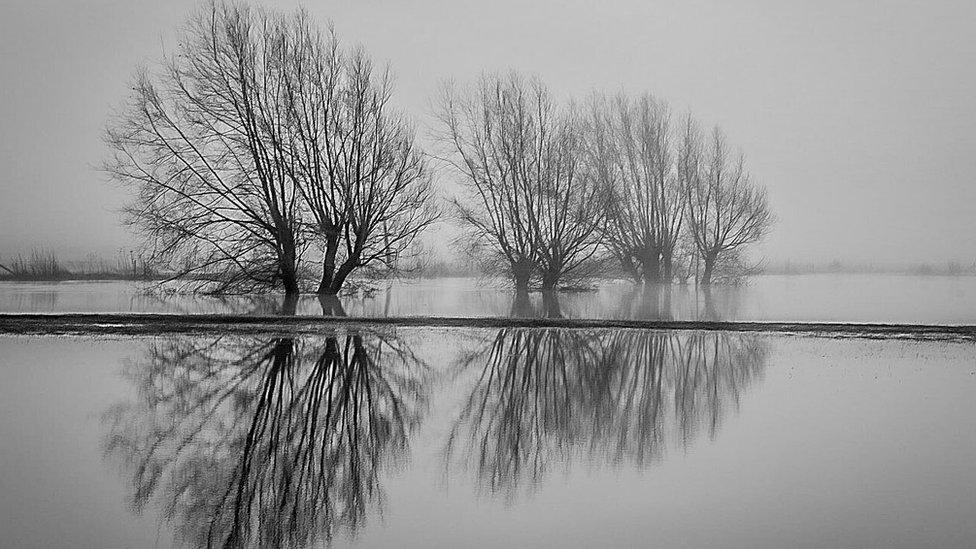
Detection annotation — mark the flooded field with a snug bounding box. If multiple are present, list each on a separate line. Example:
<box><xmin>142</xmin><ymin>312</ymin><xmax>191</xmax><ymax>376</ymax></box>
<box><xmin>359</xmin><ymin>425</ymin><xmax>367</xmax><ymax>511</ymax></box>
<box><xmin>2</xmin><ymin>274</ymin><xmax>976</xmax><ymax>323</ymax></box>
<box><xmin>2</xmin><ymin>274</ymin><xmax>975</xmax><ymax>547</ymax></box>
<box><xmin>1</xmin><ymin>329</ymin><xmax>975</xmax><ymax>548</ymax></box>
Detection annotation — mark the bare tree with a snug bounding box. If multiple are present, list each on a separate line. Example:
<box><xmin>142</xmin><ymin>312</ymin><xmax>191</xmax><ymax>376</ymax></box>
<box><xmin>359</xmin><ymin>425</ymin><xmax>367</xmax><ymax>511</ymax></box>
<box><xmin>281</xmin><ymin>22</ymin><xmax>438</xmax><ymax>296</ymax></box>
<box><xmin>436</xmin><ymin>73</ymin><xmax>606</xmax><ymax>298</ymax></box>
<box><xmin>588</xmin><ymin>93</ymin><xmax>685</xmax><ymax>283</ymax></box>
<box><xmin>534</xmin><ymin>103</ymin><xmax>608</xmax><ymax>293</ymax></box>
<box><xmin>681</xmin><ymin>124</ymin><xmax>774</xmax><ymax>284</ymax></box>
<box><xmin>106</xmin><ymin>1</ymin><xmax>437</xmax><ymax>296</ymax></box>
<box><xmin>105</xmin><ymin>2</ymin><xmax>305</xmax><ymax>294</ymax></box>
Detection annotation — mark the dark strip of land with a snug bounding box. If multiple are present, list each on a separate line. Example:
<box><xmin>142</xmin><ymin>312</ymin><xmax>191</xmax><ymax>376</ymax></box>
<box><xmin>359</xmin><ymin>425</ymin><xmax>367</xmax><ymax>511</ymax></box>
<box><xmin>0</xmin><ymin>313</ymin><xmax>974</xmax><ymax>341</ymax></box>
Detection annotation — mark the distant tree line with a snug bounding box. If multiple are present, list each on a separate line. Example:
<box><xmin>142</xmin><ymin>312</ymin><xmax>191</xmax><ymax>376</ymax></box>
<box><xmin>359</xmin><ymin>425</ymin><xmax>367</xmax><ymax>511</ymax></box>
<box><xmin>105</xmin><ymin>1</ymin><xmax>772</xmax><ymax>296</ymax></box>
<box><xmin>765</xmin><ymin>259</ymin><xmax>976</xmax><ymax>276</ymax></box>
<box><xmin>0</xmin><ymin>248</ymin><xmax>155</xmax><ymax>281</ymax></box>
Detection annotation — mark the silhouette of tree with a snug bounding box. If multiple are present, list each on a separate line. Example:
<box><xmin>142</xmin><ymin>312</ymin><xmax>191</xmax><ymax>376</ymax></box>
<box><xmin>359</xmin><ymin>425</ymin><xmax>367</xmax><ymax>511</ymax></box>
<box><xmin>105</xmin><ymin>2</ymin><xmax>306</xmax><ymax>294</ymax></box>
<box><xmin>587</xmin><ymin>93</ymin><xmax>686</xmax><ymax>283</ymax></box>
<box><xmin>435</xmin><ymin>73</ymin><xmax>607</xmax><ymax>298</ymax></box>
<box><xmin>284</xmin><ymin>40</ymin><xmax>438</xmax><ymax>295</ymax></box>
<box><xmin>105</xmin><ymin>1</ymin><xmax>437</xmax><ymax>295</ymax></box>
<box><xmin>680</xmin><ymin>124</ymin><xmax>774</xmax><ymax>284</ymax></box>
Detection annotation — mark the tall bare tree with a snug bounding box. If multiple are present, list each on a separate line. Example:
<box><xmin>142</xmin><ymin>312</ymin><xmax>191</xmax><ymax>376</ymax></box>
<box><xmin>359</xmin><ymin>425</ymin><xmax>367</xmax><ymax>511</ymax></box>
<box><xmin>280</xmin><ymin>21</ymin><xmax>438</xmax><ymax>295</ymax></box>
<box><xmin>681</xmin><ymin>125</ymin><xmax>774</xmax><ymax>284</ymax></box>
<box><xmin>588</xmin><ymin>93</ymin><xmax>685</xmax><ymax>283</ymax></box>
<box><xmin>105</xmin><ymin>2</ymin><xmax>305</xmax><ymax>294</ymax></box>
<box><xmin>534</xmin><ymin>103</ymin><xmax>608</xmax><ymax>293</ymax></box>
<box><xmin>106</xmin><ymin>1</ymin><xmax>437</xmax><ymax>296</ymax></box>
<box><xmin>436</xmin><ymin>73</ymin><xmax>606</xmax><ymax>297</ymax></box>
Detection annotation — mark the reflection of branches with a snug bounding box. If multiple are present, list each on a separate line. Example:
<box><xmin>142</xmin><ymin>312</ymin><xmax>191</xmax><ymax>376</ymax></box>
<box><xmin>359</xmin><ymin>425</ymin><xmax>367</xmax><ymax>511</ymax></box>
<box><xmin>595</xmin><ymin>331</ymin><xmax>765</xmax><ymax>460</ymax></box>
<box><xmin>446</xmin><ymin>329</ymin><xmax>604</xmax><ymax>494</ymax></box>
<box><xmin>446</xmin><ymin>329</ymin><xmax>767</xmax><ymax>497</ymax></box>
<box><xmin>614</xmin><ymin>284</ymin><xmax>675</xmax><ymax>320</ymax></box>
<box><xmin>611</xmin><ymin>285</ymin><xmax>746</xmax><ymax>322</ymax></box>
<box><xmin>104</xmin><ymin>330</ymin><xmax>428</xmax><ymax>548</ymax></box>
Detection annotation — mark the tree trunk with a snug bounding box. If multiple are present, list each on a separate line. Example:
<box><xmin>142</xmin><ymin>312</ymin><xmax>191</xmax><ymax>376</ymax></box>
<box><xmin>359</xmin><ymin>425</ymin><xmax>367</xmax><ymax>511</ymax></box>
<box><xmin>659</xmin><ymin>283</ymin><xmax>673</xmax><ymax>320</ymax></box>
<box><xmin>701</xmin><ymin>286</ymin><xmax>719</xmax><ymax>320</ymax></box>
<box><xmin>509</xmin><ymin>260</ymin><xmax>534</xmax><ymax>318</ymax></box>
<box><xmin>316</xmin><ymin>265</ymin><xmax>333</xmax><ymax>294</ymax></box>
<box><xmin>620</xmin><ymin>255</ymin><xmax>640</xmax><ymax>283</ymax></box>
<box><xmin>660</xmin><ymin>246</ymin><xmax>673</xmax><ymax>282</ymax></box>
<box><xmin>640</xmin><ymin>248</ymin><xmax>661</xmax><ymax>283</ymax></box>
<box><xmin>701</xmin><ymin>253</ymin><xmax>717</xmax><ymax>285</ymax></box>
<box><xmin>278</xmin><ymin>235</ymin><xmax>300</xmax><ymax>295</ymax></box>
<box><xmin>280</xmin><ymin>262</ymin><xmax>300</xmax><ymax>295</ymax></box>
<box><xmin>634</xmin><ymin>284</ymin><xmax>662</xmax><ymax>320</ymax></box>
<box><xmin>325</xmin><ymin>259</ymin><xmax>357</xmax><ymax>296</ymax></box>
<box><xmin>282</xmin><ymin>276</ymin><xmax>300</xmax><ymax>295</ymax></box>
<box><xmin>539</xmin><ymin>262</ymin><xmax>561</xmax><ymax>317</ymax></box>
<box><xmin>540</xmin><ymin>269</ymin><xmax>560</xmax><ymax>294</ymax></box>
<box><xmin>541</xmin><ymin>289</ymin><xmax>562</xmax><ymax>318</ymax></box>
<box><xmin>317</xmin><ymin>240</ymin><xmax>359</xmax><ymax>296</ymax></box>
<box><xmin>510</xmin><ymin>291</ymin><xmax>533</xmax><ymax>317</ymax></box>
<box><xmin>316</xmin><ymin>238</ymin><xmax>340</xmax><ymax>295</ymax></box>
<box><xmin>318</xmin><ymin>294</ymin><xmax>347</xmax><ymax>316</ymax></box>
<box><xmin>512</xmin><ymin>258</ymin><xmax>533</xmax><ymax>296</ymax></box>
<box><xmin>279</xmin><ymin>292</ymin><xmax>299</xmax><ymax>315</ymax></box>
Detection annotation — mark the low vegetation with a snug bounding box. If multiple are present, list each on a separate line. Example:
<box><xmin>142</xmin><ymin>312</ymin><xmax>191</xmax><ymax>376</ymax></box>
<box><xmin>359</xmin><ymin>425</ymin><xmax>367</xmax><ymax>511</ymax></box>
<box><xmin>0</xmin><ymin>249</ymin><xmax>156</xmax><ymax>281</ymax></box>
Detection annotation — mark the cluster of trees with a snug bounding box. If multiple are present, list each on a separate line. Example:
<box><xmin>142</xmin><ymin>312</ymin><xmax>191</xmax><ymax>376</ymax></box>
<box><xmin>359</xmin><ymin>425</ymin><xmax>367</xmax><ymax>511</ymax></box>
<box><xmin>106</xmin><ymin>1</ymin><xmax>772</xmax><ymax>297</ymax></box>
<box><xmin>106</xmin><ymin>2</ymin><xmax>437</xmax><ymax>295</ymax></box>
<box><xmin>438</xmin><ymin>75</ymin><xmax>774</xmax><ymax>293</ymax></box>
<box><xmin>435</xmin><ymin>75</ymin><xmax>608</xmax><ymax>304</ymax></box>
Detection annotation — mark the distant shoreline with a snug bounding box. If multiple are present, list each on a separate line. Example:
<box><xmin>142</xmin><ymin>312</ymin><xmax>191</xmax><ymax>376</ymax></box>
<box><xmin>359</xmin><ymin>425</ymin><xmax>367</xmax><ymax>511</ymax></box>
<box><xmin>3</xmin><ymin>247</ymin><xmax>975</xmax><ymax>283</ymax></box>
<box><xmin>3</xmin><ymin>271</ymin><xmax>976</xmax><ymax>285</ymax></box>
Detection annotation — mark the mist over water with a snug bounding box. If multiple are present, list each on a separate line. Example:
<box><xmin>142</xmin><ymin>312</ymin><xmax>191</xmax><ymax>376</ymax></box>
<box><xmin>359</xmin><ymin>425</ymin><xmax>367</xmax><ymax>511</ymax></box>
<box><xmin>2</xmin><ymin>0</ymin><xmax>976</xmax><ymax>547</ymax></box>
<box><xmin>2</xmin><ymin>331</ymin><xmax>975</xmax><ymax>548</ymax></box>
<box><xmin>3</xmin><ymin>274</ymin><xmax>976</xmax><ymax>324</ymax></box>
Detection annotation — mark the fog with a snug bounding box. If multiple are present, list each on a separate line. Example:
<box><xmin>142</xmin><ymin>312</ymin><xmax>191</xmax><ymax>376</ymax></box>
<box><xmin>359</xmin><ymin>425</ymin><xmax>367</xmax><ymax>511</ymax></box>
<box><xmin>1</xmin><ymin>0</ymin><xmax>975</xmax><ymax>265</ymax></box>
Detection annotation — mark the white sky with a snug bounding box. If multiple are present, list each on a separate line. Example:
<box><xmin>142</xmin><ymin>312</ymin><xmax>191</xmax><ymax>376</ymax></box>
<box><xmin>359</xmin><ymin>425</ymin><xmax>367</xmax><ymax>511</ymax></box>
<box><xmin>1</xmin><ymin>0</ymin><xmax>974</xmax><ymax>265</ymax></box>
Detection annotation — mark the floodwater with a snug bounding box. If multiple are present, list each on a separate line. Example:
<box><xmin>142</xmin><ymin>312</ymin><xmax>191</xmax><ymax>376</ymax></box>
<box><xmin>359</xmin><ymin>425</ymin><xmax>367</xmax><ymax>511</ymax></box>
<box><xmin>1</xmin><ymin>329</ymin><xmax>975</xmax><ymax>548</ymax></box>
<box><xmin>2</xmin><ymin>274</ymin><xmax>976</xmax><ymax>323</ymax></box>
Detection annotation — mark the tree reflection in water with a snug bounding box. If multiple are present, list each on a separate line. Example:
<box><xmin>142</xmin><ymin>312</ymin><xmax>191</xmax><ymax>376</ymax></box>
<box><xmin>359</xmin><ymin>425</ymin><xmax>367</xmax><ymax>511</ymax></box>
<box><xmin>103</xmin><ymin>329</ymin><xmax>428</xmax><ymax>548</ymax></box>
<box><xmin>446</xmin><ymin>328</ymin><xmax>767</xmax><ymax>497</ymax></box>
<box><xmin>611</xmin><ymin>284</ymin><xmax>744</xmax><ymax>321</ymax></box>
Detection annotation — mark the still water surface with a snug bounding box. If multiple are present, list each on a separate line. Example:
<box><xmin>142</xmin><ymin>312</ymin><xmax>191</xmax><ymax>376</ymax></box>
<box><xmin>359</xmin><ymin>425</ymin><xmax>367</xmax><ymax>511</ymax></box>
<box><xmin>2</xmin><ymin>274</ymin><xmax>976</xmax><ymax>323</ymax></box>
<box><xmin>1</xmin><ymin>329</ymin><xmax>974</xmax><ymax>548</ymax></box>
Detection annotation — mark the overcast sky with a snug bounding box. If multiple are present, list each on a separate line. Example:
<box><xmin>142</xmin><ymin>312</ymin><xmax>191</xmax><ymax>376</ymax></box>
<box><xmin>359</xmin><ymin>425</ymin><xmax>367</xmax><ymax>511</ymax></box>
<box><xmin>1</xmin><ymin>0</ymin><xmax>974</xmax><ymax>265</ymax></box>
